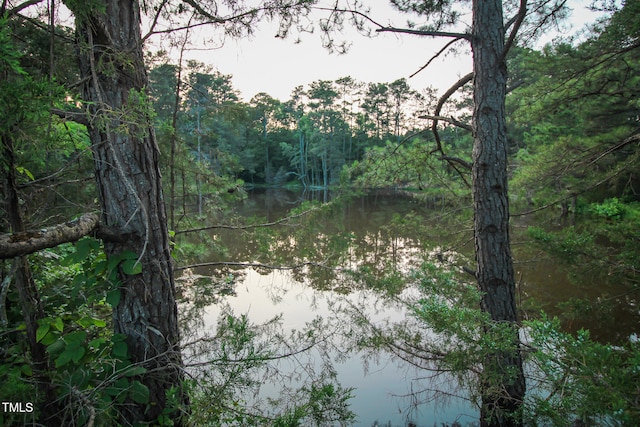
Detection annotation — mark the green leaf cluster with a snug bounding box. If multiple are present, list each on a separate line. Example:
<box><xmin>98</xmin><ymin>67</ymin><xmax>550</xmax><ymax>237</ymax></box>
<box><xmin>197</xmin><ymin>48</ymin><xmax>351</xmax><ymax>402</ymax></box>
<box><xmin>524</xmin><ymin>316</ymin><xmax>640</xmax><ymax>426</ymax></box>
<box><xmin>0</xmin><ymin>239</ymin><xmax>152</xmax><ymax>426</ymax></box>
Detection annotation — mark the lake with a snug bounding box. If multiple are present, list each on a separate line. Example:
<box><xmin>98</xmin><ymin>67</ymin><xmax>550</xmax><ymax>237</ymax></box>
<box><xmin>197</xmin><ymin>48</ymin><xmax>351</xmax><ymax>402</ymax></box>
<box><xmin>176</xmin><ymin>188</ymin><xmax>638</xmax><ymax>427</ymax></box>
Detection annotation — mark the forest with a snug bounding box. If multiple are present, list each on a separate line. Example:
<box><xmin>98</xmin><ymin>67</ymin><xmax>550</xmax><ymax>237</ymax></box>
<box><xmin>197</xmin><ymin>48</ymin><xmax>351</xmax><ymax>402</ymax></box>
<box><xmin>1</xmin><ymin>0</ymin><xmax>639</xmax><ymax>426</ymax></box>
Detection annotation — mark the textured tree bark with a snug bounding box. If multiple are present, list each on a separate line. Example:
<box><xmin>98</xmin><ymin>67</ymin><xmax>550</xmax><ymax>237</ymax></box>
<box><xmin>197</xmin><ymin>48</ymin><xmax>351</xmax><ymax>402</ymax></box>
<box><xmin>471</xmin><ymin>1</ymin><xmax>526</xmax><ymax>426</ymax></box>
<box><xmin>70</xmin><ymin>0</ymin><xmax>186</xmax><ymax>423</ymax></box>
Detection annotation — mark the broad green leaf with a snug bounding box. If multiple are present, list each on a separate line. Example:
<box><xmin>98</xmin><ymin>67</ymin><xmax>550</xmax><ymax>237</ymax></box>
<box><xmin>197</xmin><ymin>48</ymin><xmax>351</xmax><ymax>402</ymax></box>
<box><xmin>71</xmin><ymin>346</ymin><xmax>86</xmax><ymax>364</ymax></box>
<box><xmin>119</xmin><ymin>250</ymin><xmax>138</xmax><ymax>260</ymax></box>
<box><xmin>94</xmin><ymin>259</ymin><xmax>107</xmax><ymax>275</ymax></box>
<box><xmin>36</xmin><ymin>322</ymin><xmax>50</xmax><ymax>343</ymax></box>
<box><xmin>21</xmin><ymin>364</ymin><xmax>32</xmax><ymax>376</ymax></box>
<box><xmin>16</xmin><ymin>166</ymin><xmax>34</xmax><ymax>181</ymax></box>
<box><xmin>112</xmin><ymin>341</ymin><xmax>128</xmax><ymax>358</ymax></box>
<box><xmin>106</xmin><ymin>289</ymin><xmax>121</xmax><ymax>307</ymax></box>
<box><xmin>76</xmin><ymin>317</ymin><xmax>92</xmax><ymax>328</ymax></box>
<box><xmin>55</xmin><ymin>350</ymin><xmax>73</xmax><ymax>368</ymax></box>
<box><xmin>129</xmin><ymin>380</ymin><xmax>150</xmax><ymax>404</ymax></box>
<box><xmin>112</xmin><ymin>333</ymin><xmax>127</xmax><ymax>342</ymax></box>
<box><xmin>64</xmin><ymin>331</ymin><xmax>87</xmax><ymax>345</ymax></box>
<box><xmin>46</xmin><ymin>339</ymin><xmax>65</xmax><ymax>357</ymax></box>
<box><xmin>40</xmin><ymin>332</ymin><xmax>58</xmax><ymax>346</ymax></box>
<box><xmin>121</xmin><ymin>258</ymin><xmax>142</xmax><ymax>275</ymax></box>
<box><xmin>88</xmin><ymin>337</ymin><xmax>106</xmax><ymax>349</ymax></box>
<box><xmin>52</xmin><ymin>317</ymin><xmax>64</xmax><ymax>332</ymax></box>
<box><xmin>123</xmin><ymin>366</ymin><xmax>147</xmax><ymax>377</ymax></box>
<box><xmin>77</xmin><ymin>317</ymin><xmax>105</xmax><ymax>328</ymax></box>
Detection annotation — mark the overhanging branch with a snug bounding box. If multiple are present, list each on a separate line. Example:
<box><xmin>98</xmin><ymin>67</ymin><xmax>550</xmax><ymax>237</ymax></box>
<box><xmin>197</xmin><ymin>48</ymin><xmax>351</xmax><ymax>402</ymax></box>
<box><xmin>50</xmin><ymin>108</ymin><xmax>90</xmax><ymax>126</ymax></box>
<box><xmin>503</xmin><ymin>0</ymin><xmax>527</xmax><ymax>59</ymax></box>
<box><xmin>419</xmin><ymin>114</ymin><xmax>472</xmax><ymax>132</ymax></box>
<box><xmin>0</xmin><ymin>213</ymin><xmax>99</xmax><ymax>259</ymax></box>
<box><xmin>175</xmin><ymin>260</ymin><xmax>334</xmax><ymax>272</ymax></box>
<box><xmin>174</xmin><ymin>207</ymin><xmax>319</xmax><ymax>235</ymax></box>
<box><xmin>376</xmin><ymin>26</ymin><xmax>470</xmax><ymax>40</ymax></box>
<box><xmin>410</xmin><ymin>37</ymin><xmax>467</xmax><ymax>78</ymax></box>
<box><xmin>7</xmin><ymin>0</ymin><xmax>45</xmax><ymax>16</ymax></box>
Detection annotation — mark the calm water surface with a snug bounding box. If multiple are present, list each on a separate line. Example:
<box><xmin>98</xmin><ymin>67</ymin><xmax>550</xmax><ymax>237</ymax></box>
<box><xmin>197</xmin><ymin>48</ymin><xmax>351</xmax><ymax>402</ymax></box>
<box><xmin>179</xmin><ymin>188</ymin><xmax>638</xmax><ymax>427</ymax></box>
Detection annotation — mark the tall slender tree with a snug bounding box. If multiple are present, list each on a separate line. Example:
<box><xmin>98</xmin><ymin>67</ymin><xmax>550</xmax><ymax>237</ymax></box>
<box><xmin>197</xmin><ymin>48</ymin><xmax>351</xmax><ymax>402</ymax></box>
<box><xmin>251</xmin><ymin>92</ymin><xmax>281</xmax><ymax>182</ymax></box>
<box><xmin>471</xmin><ymin>1</ymin><xmax>525</xmax><ymax>425</ymax></box>
<box><xmin>314</xmin><ymin>0</ymin><xmax>568</xmax><ymax>425</ymax></box>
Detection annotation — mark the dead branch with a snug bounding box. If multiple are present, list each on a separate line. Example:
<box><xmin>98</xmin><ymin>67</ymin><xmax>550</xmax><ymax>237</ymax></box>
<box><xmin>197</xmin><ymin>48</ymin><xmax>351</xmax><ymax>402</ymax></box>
<box><xmin>438</xmin><ymin>156</ymin><xmax>473</xmax><ymax>171</ymax></box>
<box><xmin>174</xmin><ymin>207</ymin><xmax>319</xmax><ymax>235</ymax></box>
<box><xmin>422</xmin><ymin>72</ymin><xmax>474</xmax><ymax>185</ymax></box>
<box><xmin>50</xmin><ymin>107</ymin><xmax>90</xmax><ymax>126</ymax></box>
<box><xmin>419</xmin><ymin>114</ymin><xmax>472</xmax><ymax>132</ymax></box>
<box><xmin>0</xmin><ymin>213</ymin><xmax>99</xmax><ymax>259</ymax></box>
<box><xmin>410</xmin><ymin>37</ymin><xmax>467</xmax><ymax>79</ymax></box>
<box><xmin>376</xmin><ymin>26</ymin><xmax>470</xmax><ymax>40</ymax></box>
<box><xmin>175</xmin><ymin>260</ymin><xmax>335</xmax><ymax>272</ymax></box>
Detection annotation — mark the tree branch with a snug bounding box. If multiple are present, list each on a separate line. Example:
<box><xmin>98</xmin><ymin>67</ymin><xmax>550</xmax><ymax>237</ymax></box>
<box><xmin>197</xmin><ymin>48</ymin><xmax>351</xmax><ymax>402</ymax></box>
<box><xmin>7</xmin><ymin>0</ymin><xmax>45</xmax><ymax>16</ymax></box>
<box><xmin>141</xmin><ymin>0</ymin><xmax>170</xmax><ymax>42</ymax></box>
<box><xmin>438</xmin><ymin>156</ymin><xmax>473</xmax><ymax>171</ymax></box>
<box><xmin>50</xmin><ymin>108</ymin><xmax>90</xmax><ymax>126</ymax></box>
<box><xmin>418</xmin><ymin>114</ymin><xmax>472</xmax><ymax>132</ymax></box>
<box><xmin>0</xmin><ymin>213</ymin><xmax>99</xmax><ymax>259</ymax></box>
<box><xmin>410</xmin><ymin>37</ymin><xmax>467</xmax><ymax>78</ymax></box>
<box><xmin>376</xmin><ymin>26</ymin><xmax>470</xmax><ymax>40</ymax></box>
<box><xmin>423</xmin><ymin>72</ymin><xmax>474</xmax><ymax>186</ymax></box>
<box><xmin>175</xmin><ymin>260</ymin><xmax>334</xmax><ymax>272</ymax></box>
<box><xmin>429</xmin><ymin>71</ymin><xmax>474</xmax><ymax>153</ymax></box>
<box><xmin>174</xmin><ymin>207</ymin><xmax>319</xmax><ymax>235</ymax></box>
<box><xmin>503</xmin><ymin>0</ymin><xmax>528</xmax><ymax>59</ymax></box>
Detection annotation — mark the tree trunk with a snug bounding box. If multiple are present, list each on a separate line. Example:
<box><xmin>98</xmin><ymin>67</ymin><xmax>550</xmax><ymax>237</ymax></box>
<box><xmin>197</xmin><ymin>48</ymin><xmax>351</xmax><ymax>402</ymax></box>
<box><xmin>471</xmin><ymin>1</ymin><xmax>525</xmax><ymax>426</ymax></box>
<box><xmin>2</xmin><ymin>132</ymin><xmax>63</xmax><ymax>426</ymax></box>
<box><xmin>71</xmin><ymin>0</ymin><xmax>186</xmax><ymax>423</ymax></box>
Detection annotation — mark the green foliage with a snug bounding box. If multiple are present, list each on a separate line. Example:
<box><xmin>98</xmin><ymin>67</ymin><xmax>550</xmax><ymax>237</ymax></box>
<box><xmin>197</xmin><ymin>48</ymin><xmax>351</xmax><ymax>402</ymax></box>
<box><xmin>62</xmin><ymin>0</ymin><xmax>107</xmax><ymax>22</ymax></box>
<box><xmin>0</xmin><ymin>17</ymin><xmax>26</xmax><ymax>76</ymax></box>
<box><xmin>527</xmin><ymin>199</ymin><xmax>640</xmax><ymax>286</ymax></box>
<box><xmin>1</xmin><ymin>17</ymin><xmax>93</xmax><ymax>225</ymax></box>
<box><xmin>302</xmin><ymin>382</ymin><xmax>355</xmax><ymax>426</ymax></box>
<box><xmin>349</xmin><ymin>136</ymin><xmax>471</xmax><ymax>206</ymax></box>
<box><xmin>527</xmin><ymin>226</ymin><xmax>594</xmax><ymax>263</ymax></box>
<box><xmin>411</xmin><ymin>262</ymin><xmax>487</xmax><ymax>346</ymax></box>
<box><xmin>589</xmin><ymin>197</ymin><xmax>627</xmax><ymax>220</ymax></box>
<box><xmin>348</xmin><ymin>256</ymin><xmax>640</xmax><ymax>425</ymax></box>
<box><xmin>507</xmin><ymin>12</ymin><xmax>640</xmax><ymax>211</ymax></box>
<box><xmin>147</xmin><ymin>61</ymin><xmax>429</xmax><ymax>190</ymax></box>
<box><xmin>0</xmin><ymin>239</ymin><xmax>154</xmax><ymax>426</ymax></box>
<box><xmin>525</xmin><ymin>316</ymin><xmax>640</xmax><ymax>426</ymax></box>
<box><xmin>345</xmin><ymin>257</ymin><xmax>526</xmax><ymax>414</ymax></box>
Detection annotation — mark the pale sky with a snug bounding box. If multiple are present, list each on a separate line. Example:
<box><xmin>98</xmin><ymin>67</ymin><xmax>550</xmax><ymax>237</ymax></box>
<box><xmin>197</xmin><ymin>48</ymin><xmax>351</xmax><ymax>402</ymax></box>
<box><xmin>194</xmin><ymin>19</ymin><xmax>472</xmax><ymax>101</ymax></box>
<box><xmin>171</xmin><ymin>0</ymin><xmax>601</xmax><ymax>102</ymax></box>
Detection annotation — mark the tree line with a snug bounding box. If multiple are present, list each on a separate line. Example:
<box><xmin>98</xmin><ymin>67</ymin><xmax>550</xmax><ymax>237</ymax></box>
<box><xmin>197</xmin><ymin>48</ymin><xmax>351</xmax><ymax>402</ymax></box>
<box><xmin>148</xmin><ymin>62</ymin><xmax>429</xmax><ymax>192</ymax></box>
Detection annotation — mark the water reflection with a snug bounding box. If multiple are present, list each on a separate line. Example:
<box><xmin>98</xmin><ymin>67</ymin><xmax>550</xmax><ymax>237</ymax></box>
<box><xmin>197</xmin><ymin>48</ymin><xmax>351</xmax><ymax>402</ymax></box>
<box><xmin>176</xmin><ymin>188</ymin><xmax>638</xmax><ymax>426</ymax></box>
<box><xmin>181</xmin><ymin>267</ymin><xmax>477</xmax><ymax>427</ymax></box>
